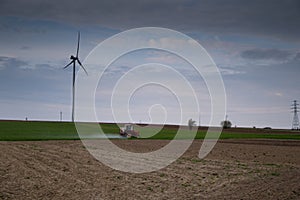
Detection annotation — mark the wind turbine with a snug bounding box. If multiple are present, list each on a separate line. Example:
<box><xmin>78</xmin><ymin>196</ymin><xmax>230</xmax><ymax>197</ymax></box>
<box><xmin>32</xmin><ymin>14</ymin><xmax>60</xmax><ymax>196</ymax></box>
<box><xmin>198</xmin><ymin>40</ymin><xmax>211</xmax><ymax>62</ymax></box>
<box><xmin>64</xmin><ymin>31</ymin><xmax>88</xmax><ymax>122</ymax></box>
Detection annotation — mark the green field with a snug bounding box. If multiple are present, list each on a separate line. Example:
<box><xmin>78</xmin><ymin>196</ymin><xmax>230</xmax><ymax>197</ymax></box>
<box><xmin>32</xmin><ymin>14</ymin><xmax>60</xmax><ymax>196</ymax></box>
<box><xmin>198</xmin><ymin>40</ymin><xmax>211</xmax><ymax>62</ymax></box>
<box><xmin>0</xmin><ymin>121</ymin><xmax>119</xmax><ymax>141</ymax></box>
<box><xmin>0</xmin><ymin>120</ymin><xmax>300</xmax><ymax>141</ymax></box>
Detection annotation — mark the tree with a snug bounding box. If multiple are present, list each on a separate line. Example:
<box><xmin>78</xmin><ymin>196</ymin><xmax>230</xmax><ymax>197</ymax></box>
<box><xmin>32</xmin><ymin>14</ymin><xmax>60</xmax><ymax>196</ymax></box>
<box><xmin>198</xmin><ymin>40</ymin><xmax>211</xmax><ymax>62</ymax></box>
<box><xmin>221</xmin><ymin>120</ymin><xmax>232</xmax><ymax>129</ymax></box>
<box><xmin>188</xmin><ymin>118</ymin><xmax>196</xmax><ymax>130</ymax></box>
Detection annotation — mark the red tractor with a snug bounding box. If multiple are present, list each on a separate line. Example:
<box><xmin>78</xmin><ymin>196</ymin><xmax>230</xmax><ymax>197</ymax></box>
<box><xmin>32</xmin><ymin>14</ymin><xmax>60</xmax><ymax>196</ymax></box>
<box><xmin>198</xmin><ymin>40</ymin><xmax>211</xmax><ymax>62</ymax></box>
<box><xmin>119</xmin><ymin>124</ymin><xmax>140</xmax><ymax>138</ymax></box>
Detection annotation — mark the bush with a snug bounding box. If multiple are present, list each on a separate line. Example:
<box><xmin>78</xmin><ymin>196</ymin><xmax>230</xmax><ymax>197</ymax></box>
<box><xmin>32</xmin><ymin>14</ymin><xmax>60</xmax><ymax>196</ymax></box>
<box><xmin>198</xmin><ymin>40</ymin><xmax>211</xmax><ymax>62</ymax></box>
<box><xmin>221</xmin><ymin>120</ymin><xmax>232</xmax><ymax>129</ymax></box>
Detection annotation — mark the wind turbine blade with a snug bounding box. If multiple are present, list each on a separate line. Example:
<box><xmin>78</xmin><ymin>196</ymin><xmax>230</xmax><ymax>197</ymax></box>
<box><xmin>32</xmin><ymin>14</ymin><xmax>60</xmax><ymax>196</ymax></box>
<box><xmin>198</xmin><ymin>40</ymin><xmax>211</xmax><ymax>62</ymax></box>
<box><xmin>76</xmin><ymin>31</ymin><xmax>80</xmax><ymax>57</ymax></box>
<box><xmin>63</xmin><ymin>61</ymin><xmax>73</xmax><ymax>69</ymax></box>
<box><xmin>77</xmin><ymin>59</ymin><xmax>88</xmax><ymax>75</ymax></box>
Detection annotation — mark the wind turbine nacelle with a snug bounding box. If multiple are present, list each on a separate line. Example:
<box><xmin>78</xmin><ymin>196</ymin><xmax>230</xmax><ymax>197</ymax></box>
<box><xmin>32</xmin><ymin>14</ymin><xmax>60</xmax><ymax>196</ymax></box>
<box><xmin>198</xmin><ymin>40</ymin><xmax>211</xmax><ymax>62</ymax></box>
<box><xmin>70</xmin><ymin>55</ymin><xmax>76</xmax><ymax>60</ymax></box>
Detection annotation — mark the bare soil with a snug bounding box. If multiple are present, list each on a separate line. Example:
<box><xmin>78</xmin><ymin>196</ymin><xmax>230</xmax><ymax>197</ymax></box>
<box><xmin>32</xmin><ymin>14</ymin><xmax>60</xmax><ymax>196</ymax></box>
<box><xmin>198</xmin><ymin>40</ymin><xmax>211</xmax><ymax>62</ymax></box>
<box><xmin>1</xmin><ymin>139</ymin><xmax>300</xmax><ymax>199</ymax></box>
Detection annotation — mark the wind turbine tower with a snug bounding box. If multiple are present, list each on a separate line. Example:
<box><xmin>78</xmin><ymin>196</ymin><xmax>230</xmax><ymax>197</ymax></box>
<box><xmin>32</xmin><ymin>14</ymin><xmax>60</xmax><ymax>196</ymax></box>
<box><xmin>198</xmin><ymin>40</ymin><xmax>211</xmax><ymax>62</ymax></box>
<box><xmin>64</xmin><ymin>31</ymin><xmax>88</xmax><ymax>122</ymax></box>
<box><xmin>291</xmin><ymin>100</ymin><xmax>299</xmax><ymax>130</ymax></box>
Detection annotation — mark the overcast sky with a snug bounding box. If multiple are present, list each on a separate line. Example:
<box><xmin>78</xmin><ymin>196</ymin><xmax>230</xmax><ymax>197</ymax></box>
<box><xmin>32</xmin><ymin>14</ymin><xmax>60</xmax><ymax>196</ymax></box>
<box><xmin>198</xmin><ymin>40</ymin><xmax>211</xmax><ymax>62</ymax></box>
<box><xmin>0</xmin><ymin>0</ymin><xmax>299</xmax><ymax>128</ymax></box>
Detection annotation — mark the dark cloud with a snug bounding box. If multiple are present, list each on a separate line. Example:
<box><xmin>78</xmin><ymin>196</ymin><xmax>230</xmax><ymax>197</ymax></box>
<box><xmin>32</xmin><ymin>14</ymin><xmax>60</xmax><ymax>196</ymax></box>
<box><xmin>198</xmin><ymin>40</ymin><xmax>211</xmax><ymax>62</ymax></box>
<box><xmin>0</xmin><ymin>56</ymin><xmax>60</xmax><ymax>71</ymax></box>
<box><xmin>0</xmin><ymin>56</ymin><xmax>28</xmax><ymax>69</ymax></box>
<box><xmin>34</xmin><ymin>63</ymin><xmax>57</xmax><ymax>70</ymax></box>
<box><xmin>103</xmin><ymin>65</ymin><xmax>131</xmax><ymax>76</ymax></box>
<box><xmin>240</xmin><ymin>49</ymin><xmax>293</xmax><ymax>60</ymax></box>
<box><xmin>20</xmin><ymin>46</ymin><xmax>31</xmax><ymax>50</ymax></box>
<box><xmin>294</xmin><ymin>52</ymin><xmax>300</xmax><ymax>61</ymax></box>
<box><xmin>0</xmin><ymin>0</ymin><xmax>299</xmax><ymax>41</ymax></box>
